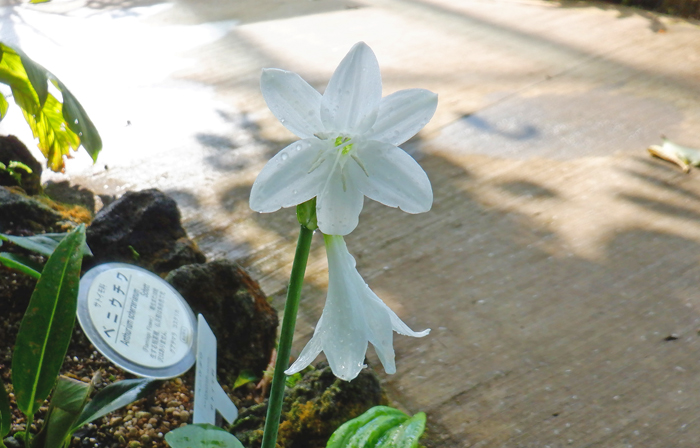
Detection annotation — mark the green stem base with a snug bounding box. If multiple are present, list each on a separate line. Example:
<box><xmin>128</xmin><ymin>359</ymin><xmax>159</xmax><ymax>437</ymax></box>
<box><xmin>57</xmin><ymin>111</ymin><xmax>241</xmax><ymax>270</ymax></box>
<box><xmin>260</xmin><ymin>225</ymin><xmax>314</xmax><ymax>448</ymax></box>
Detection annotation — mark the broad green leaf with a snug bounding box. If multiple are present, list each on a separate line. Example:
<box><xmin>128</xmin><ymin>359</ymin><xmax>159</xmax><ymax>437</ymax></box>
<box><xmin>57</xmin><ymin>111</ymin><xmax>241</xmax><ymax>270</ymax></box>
<box><xmin>347</xmin><ymin>414</ymin><xmax>408</xmax><ymax>447</ymax></box>
<box><xmin>14</xmin><ymin>47</ymin><xmax>48</xmax><ymax>108</ymax></box>
<box><xmin>22</xmin><ymin>94</ymin><xmax>80</xmax><ymax>172</ymax></box>
<box><xmin>72</xmin><ymin>379</ymin><xmax>162</xmax><ymax>431</ymax></box>
<box><xmin>0</xmin><ymin>233</ymin><xmax>93</xmax><ymax>257</ymax></box>
<box><xmin>0</xmin><ymin>44</ymin><xmax>40</xmax><ymax>116</ymax></box>
<box><xmin>376</xmin><ymin>412</ymin><xmax>426</xmax><ymax>448</ymax></box>
<box><xmin>165</xmin><ymin>424</ymin><xmax>244</xmax><ymax>448</ymax></box>
<box><xmin>0</xmin><ymin>95</ymin><xmax>8</xmax><ymax>120</ymax></box>
<box><xmin>0</xmin><ymin>252</ymin><xmax>41</xmax><ymax>279</ymax></box>
<box><xmin>327</xmin><ymin>407</ymin><xmax>407</xmax><ymax>448</ymax></box>
<box><xmin>327</xmin><ymin>406</ymin><xmax>427</xmax><ymax>448</ymax></box>
<box><xmin>0</xmin><ymin>379</ymin><xmax>11</xmax><ymax>438</ymax></box>
<box><xmin>0</xmin><ymin>42</ymin><xmax>102</xmax><ymax>172</ymax></box>
<box><xmin>11</xmin><ymin>225</ymin><xmax>86</xmax><ymax>417</ymax></box>
<box><xmin>31</xmin><ymin>376</ymin><xmax>92</xmax><ymax>448</ymax></box>
<box><xmin>53</xmin><ymin>80</ymin><xmax>102</xmax><ymax>163</ymax></box>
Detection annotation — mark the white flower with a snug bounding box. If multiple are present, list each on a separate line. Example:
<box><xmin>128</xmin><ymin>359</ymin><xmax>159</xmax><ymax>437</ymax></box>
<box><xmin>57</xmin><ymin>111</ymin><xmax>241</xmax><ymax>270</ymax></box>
<box><xmin>285</xmin><ymin>235</ymin><xmax>429</xmax><ymax>381</ymax></box>
<box><xmin>249</xmin><ymin>42</ymin><xmax>437</xmax><ymax>236</ymax></box>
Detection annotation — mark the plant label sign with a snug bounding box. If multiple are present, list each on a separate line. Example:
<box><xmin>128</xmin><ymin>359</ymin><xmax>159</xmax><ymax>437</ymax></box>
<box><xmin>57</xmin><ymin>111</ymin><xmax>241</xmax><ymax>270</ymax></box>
<box><xmin>193</xmin><ymin>314</ymin><xmax>238</xmax><ymax>425</ymax></box>
<box><xmin>77</xmin><ymin>263</ymin><xmax>197</xmax><ymax>379</ymax></box>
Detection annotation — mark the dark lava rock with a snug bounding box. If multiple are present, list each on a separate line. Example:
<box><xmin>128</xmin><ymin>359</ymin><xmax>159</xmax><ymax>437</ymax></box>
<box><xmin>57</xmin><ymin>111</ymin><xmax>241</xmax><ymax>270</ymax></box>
<box><xmin>44</xmin><ymin>180</ymin><xmax>96</xmax><ymax>214</ymax></box>
<box><xmin>0</xmin><ymin>135</ymin><xmax>42</xmax><ymax>195</ymax></box>
<box><xmin>85</xmin><ymin>189</ymin><xmax>206</xmax><ymax>276</ymax></box>
<box><xmin>165</xmin><ymin>260</ymin><xmax>278</xmax><ymax>384</ymax></box>
<box><xmin>0</xmin><ymin>186</ymin><xmax>62</xmax><ymax>233</ymax></box>
<box><xmin>232</xmin><ymin>363</ymin><xmax>388</xmax><ymax>448</ymax></box>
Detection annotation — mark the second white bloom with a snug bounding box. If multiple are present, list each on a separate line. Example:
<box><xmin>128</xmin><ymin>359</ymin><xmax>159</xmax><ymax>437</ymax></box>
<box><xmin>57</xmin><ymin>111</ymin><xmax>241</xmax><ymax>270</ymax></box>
<box><xmin>285</xmin><ymin>235</ymin><xmax>430</xmax><ymax>381</ymax></box>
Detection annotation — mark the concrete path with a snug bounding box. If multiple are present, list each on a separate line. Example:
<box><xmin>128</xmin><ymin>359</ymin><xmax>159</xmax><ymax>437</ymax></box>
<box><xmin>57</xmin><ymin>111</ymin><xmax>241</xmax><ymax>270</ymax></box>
<box><xmin>3</xmin><ymin>0</ymin><xmax>700</xmax><ymax>446</ymax></box>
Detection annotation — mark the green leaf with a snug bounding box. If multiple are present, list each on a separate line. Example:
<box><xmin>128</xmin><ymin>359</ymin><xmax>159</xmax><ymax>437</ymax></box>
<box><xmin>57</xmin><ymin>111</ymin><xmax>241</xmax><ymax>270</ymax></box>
<box><xmin>233</xmin><ymin>370</ymin><xmax>258</xmax><ymax>389</ymax></box>
<box><xmin>53</xmin><ymin>80</ymin><xmax>102</xmax><ymax>163</ymax></box>
<box><xmin>164</xmin><ymin>424</ymin><xmax>245</xmax><ymax>448</ymax></box>
<box><xmin>0</xmin><ymin>252</ymin><xmax>42</xmax><ymax>279</ymax></box>
<box><xmin>0</xmin><ymin>233</ymin><xmax>93</xmax><ymax>257</ymax></box>
<box><xmin>11</xmin><ymin>225</ymin><xmax>86</xmax><ymax>418</ymax></box>
<box><xmin>14</xmin><ymin>47</ymin><xmax>48</xmax><ymax>108</ymax></box>
<box><xmin>327</xmin><ymin>406</ymin><xmax>427</xmax><ymax>448</ymax></box>
<box><xmin>31</xmin><ymin>376</ymin><xmax>92</xmax><ymax>448</ymax></box>
<box><xmin>22</xmin><ymin>93</ymin><xmax>80</xmax><ymax>172</ymax></box>
<box><xmin>376</xmin><ymin>412</ymin><xmax>426</xmax><ymax>448</ymax></box>
<box><xmin>72</xmin><ymin>379</ymin><xmax>162</xmax><ymax>431</ymax></box>
<box><xmin>327</xmin><ymin>407</ymin><xmax>407</xmax><ymax>448</ymax></box>
<box><xmin>0</xmin><ymin>379</ymin><xmax>11</xmax><ymax>438</ymax></box>
<box><xmin>0</xmin><ymin>95</ymin><xmax>8</xmax><ymax>120</ymax></box>
<box><xmin>0</xmin><ymin>42</ymin><xmax>102</xmax><ymax>172</ymax></box>
<box><xmin>0</xmin><ymin>43</ymin><xmax>40</xmax><ymax>116</ymax></box>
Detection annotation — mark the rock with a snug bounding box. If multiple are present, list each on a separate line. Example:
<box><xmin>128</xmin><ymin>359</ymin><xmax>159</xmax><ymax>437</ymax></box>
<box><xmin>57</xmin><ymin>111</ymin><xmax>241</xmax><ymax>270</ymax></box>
<box><xmin>0</xmin><ymin>135</ymin><xmax>42</xmax><ymax>195</ymax></box>
<box><xmin>43</xmin><ymin>180</ymin><xmax>97</xmax><ymax>214</ymax></box>
<box><xmin>3</xmin><ymin>436</ymin><xmax>21</xmax><ymax>448</ymax></box>
<box><xmin>165</xmin><ymin>260</ymin><xmax>278</xmax><ymax>384</ymax></box>
<box><xmin>85</xmin><ymin>189</ymin><xmax>206</xmax><ymax>276</ymax></box>
<box><xmin>231</xmin><ymin>363</ymin><xmax>388</xmax><ymax>448</ymax></box>
<box><xmin>0</xmin><ymin>186</ymin><xmax>61</xmax><ymax>233</ymax></box>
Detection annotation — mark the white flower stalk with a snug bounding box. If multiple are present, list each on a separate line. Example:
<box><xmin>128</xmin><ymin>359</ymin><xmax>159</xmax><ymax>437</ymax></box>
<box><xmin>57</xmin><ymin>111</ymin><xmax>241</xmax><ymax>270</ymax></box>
<box><xmin>285</xmin><ymin>235</ymin><xmax>429</xmax><ymax>381</ymax></box>
<box><xmin>250</xmin><ymin>42</ymin><xmax>437</xmax><ymax>236</ymax></box>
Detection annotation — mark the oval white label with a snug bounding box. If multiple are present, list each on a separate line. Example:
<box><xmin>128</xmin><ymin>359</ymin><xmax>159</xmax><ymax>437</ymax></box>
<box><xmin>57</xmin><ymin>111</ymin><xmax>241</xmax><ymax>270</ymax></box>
<box><xmin>79</xmin><ymin>264</ymin><xmax>196</xmax><ymax>376</ymax></box>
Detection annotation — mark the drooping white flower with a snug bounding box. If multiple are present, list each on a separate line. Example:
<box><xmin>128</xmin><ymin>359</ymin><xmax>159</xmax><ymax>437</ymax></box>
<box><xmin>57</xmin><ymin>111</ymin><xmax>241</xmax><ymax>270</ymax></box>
<box><xmin>285</xmin><ymin>235</ymin><xmax>429</xmax><ymax>381</ymax></box>
<box><xmin>250</xmin><ymin>42</ymin><xmax>437</xmax><ymax>236</ymax></box>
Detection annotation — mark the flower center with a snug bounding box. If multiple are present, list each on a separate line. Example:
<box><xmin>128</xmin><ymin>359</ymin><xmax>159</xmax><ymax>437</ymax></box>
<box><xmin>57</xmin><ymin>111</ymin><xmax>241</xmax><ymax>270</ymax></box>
<box><xmin>308</xmin><ymin>135</ymin><xmax>369</xmax><ymax>193</ymax></box>
<box><xmin>335</xmin><ymin>136</ymin><xmax>354</xmax><ymax>155</ymax></box>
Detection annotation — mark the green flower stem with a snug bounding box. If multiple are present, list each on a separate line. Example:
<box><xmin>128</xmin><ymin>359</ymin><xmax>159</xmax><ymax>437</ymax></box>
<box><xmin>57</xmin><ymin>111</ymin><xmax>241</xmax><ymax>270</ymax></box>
<box><xmin>261</xmin><ymin>224</ymin><xmax>314</xmax><ymax>448</ymax></box>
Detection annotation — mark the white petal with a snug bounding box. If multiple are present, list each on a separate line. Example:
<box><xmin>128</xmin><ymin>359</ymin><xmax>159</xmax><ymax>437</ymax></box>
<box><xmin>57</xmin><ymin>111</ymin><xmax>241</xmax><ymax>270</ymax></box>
<box><xmin>362</xmin><ymin>293</ymin><xmax>397</xmax><ymax>374</ymax></box>
<box><xmin>321</xmin><ymin>42</ymin><xmax>382</xmax><ymax>134</ymax></box>
<box><xmin>323</xmin><ymin>235</ymin><xmax>371</xmax><ymax>380</ymax></box>
<box><xmin>261</xmin><ymin>69</ymin><xmax>323</xmax><ymax>139</ymax></box>
<box><xmin>352</xmin><ymin>141</ymin><xmax>433</xmax><ymax>213</ymax></box>
<box><xmin>365</xmin><ymin>89</ymin><xmax>438</xmax><ymax>146</ymax></box>
<box><xmin>249</xmin><ymin>138</ymin><xmax>329</xmax><ymax>212</ymax></box>
<box><xmin>316</xmin><ymin>162</ymin><xmax>364</xmax><ymax>235</ymax></box>
<box><xmin>285</xmin><ymin>320</ymin><xmax>324</xmax><ymax>375</ymax></box>
<box><xmin>387</xmin><ymin>309</ymin><xmax>430</xmax><ymax>338</ymax></box>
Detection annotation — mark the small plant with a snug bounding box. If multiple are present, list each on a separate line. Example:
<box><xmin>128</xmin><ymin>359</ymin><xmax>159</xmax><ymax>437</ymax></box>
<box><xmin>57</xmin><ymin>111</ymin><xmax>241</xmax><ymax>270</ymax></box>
<box><xmin>0</xmin><ymin>160</ymin><xmax>32</xmax><ymax>185</ymax></box>
<box><xmin>0</xmin><ymin>227</ymin><xmax>161</xmax><ymax>447</ymax></box>
<box><xmin>327</xmin><ymin>406</ymin><xmax>427</xmax><ymax>448</ymax></box>
<box><xmin>0</xmin><ymin>42</ymin><xmax>102</xmax><ymax>172</ymax></box>
<box><xmin>165</xmin><ymin>423</ymin><xmax>245</xmax><ymax>448</ymax></box>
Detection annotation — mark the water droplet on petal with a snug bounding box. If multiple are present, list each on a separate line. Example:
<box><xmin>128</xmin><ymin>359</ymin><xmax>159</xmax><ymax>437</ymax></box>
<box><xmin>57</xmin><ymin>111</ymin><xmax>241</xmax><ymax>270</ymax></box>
<box><xmin>281</xmin><ymin>153</ymin><xmax>289</xmax><ymax>161</ymax></box>
<box><xmin>293</xmin><ymin>189</ymin><xmax>298</xmax><ymax>195</ymax></box>
<box><xmin>295</xmin><ymin>145</ymin><xmax>301</xmax><ymax>151</ymax></box>
<box><xmin>74</xmin><ymin>119</ymin><xmax>79</xmax><ymax>124</ymax></box>
<box><xmin>280</xmin><ymin>118</ymin><xmax>286</xmax><ymax>123</ymax></box>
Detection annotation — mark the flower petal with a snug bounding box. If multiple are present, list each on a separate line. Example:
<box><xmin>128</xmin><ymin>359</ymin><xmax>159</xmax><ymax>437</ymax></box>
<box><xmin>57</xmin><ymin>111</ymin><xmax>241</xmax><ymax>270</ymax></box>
<box><xmin>285</xmin><ymin>319</ymin><xmax>325</xmax><ymax>375</ymax></box>
<box><xmin>321</xmin><ymin>42</ymin><xmax>382</xmax><ymax>135</ymax></box>
<box><xmin>316</xmin><ymin>162</ymin><xmax>365</xmax><ymax>235</ymax></box>
<box><xmin>249</xmin><ymin>138</ymin><xmax>329</xmax><ymax>212</ymax></box>
<box><xmin>363</xmin><ymin>293</ymin><xmax>397</xmax><ymax>374</ymax></box>
<box><xmin>365</xmin><ymin>89</ymin><xmax>438</xmax><ymax>146</ymax></box>
<box><xmin>387</xmin><ymin>309</ymin><xmax>430</xmax><ymax>338</ymax></box>
<box><xmin>323</xmin><ymin>235</ymin><xmax>372</xmax><ymax>380</ymax></box>
<box><xmin>261</xmin><ymin>69</ymin><xmax>323</xmax><ymax>139</ymax></box>
<box><xmin>352</xmin><ymin>141</ymin><xmax>433</xmax><ymax>213</ymax></box>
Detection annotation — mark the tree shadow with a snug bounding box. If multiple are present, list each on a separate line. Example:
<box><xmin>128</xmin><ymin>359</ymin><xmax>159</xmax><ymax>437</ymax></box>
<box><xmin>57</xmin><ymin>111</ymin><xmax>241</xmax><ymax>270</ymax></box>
<box><xmin>553</xmin><ymin>0</ymin><xmax>699</xmax><ymax>24</ymax></box>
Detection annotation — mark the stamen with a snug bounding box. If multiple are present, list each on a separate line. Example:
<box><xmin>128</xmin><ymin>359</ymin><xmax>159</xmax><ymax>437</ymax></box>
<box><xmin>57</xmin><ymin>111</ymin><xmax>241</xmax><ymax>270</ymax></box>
<box><xmin>351</xmin><ymin>154</ymin><xmax>369</xmax><ymax>177</ymax></box>
<box><xmin>307</xmin><ymin>148</ymin><xmax>327</xmax><ymax>174</ymax></box>
<box><xmin>341</xmin><ymin>171</ymin><xmax>347</xmax><ymax>192</ymax></box>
